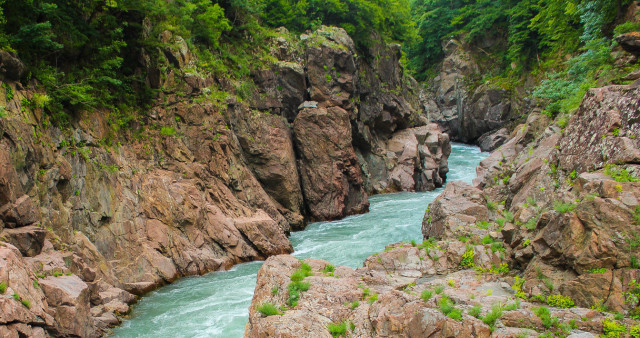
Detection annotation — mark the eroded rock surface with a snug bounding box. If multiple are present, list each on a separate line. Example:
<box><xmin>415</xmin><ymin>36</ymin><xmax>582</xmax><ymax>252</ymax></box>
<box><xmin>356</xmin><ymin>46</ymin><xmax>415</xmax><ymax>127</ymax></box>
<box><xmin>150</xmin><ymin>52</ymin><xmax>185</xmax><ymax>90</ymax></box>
<box><xmin>0</xmin><ymin>25</ymin><xmax>451</xmax><ymax>336</ymax></box>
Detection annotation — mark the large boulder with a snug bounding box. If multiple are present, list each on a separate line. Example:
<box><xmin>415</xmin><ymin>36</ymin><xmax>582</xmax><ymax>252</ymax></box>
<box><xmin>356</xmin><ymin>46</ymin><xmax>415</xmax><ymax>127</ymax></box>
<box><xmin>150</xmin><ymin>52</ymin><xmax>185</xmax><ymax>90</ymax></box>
<box><xmin>39</xmin><ymin>275</ymin><xmax>96</xmax><ymax>337</ymax></box>
<box><xmin>0</xmin><ymin>226</ymin><xmax>45</xmax><ymax>257</ymax></box>
<box><xmin>422</xmin><ymin>181</ymin><xmax>489</xmax><ymax>240</ymax></box>
<box><xmin>294</xmin><ymin>105</ymin><xmax>369</xmax><ymax>221</ymax></box>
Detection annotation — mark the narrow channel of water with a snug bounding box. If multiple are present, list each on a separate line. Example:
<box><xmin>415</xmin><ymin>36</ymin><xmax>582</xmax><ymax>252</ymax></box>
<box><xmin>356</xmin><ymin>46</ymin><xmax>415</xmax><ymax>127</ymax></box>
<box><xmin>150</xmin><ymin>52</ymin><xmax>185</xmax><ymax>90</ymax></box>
<box><xmin>111</xmin><ymin>143</ymin><xmax>487</xmax><ymax>338</ymax></box>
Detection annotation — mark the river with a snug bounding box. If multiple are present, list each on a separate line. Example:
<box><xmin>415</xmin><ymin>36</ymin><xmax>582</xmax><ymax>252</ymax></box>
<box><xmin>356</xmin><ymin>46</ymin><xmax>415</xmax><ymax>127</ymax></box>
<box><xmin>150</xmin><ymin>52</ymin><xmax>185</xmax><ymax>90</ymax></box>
<box><xmin>111</xmin><ymin>143</ymin><xmax>487</xmax><ymax>337</ymax></box>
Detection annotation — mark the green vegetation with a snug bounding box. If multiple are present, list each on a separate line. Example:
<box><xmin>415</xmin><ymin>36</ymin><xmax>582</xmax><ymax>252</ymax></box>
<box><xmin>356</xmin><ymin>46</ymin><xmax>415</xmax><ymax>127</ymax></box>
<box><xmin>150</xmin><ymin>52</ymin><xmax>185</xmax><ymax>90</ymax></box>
<box><xmin>349</xmin><ymin>300</ymin><xmax>360</xmax><ymax>309</ymax></box>
<box><xmin>460</xmin><ymin>247</ymin><xmax>475</xmax><ymax>268</ymax></box>
<box><xmin>287</xmin><ymin>263</ymin><xmax>313</xmax><ymax>307</ymax></box>
<box><xmin>0</xmin><ymin>281</ymin><xmax>6</xmax><ymax>294</ymax></box>
<box><xmin>257</xmin><ymin>302</ymin><xmax>283</xmax><ymax>316</ymax></box>
<box><xmin>321</xmin><ymin>264</ymin><xmax>335</xmax><ymax>274</ymax></box>
<box><xmin>434</xmin><ymin>284</ymin><xmax>444</xmax><ymax>294</ymax></box>
<box><xmin>261</xmin><ymin>0</ymin><xmax>418</xmax><ymax>50</ymax></box>
<box><xmin>534</xmin><ymin>306</ymin><xmax>558</xmax><ymax>329</ymax></box>
<box><xmin>160</xmin><ymin>127</ymin><xmax>177</xmax><ymax>137</ymax></box>
<box><xmin>605</xmin><ymin>164</ymin><xmax>640</xmax><ymax>183</ymax></box>
<box><xmin>602</xmin><ymin>318</ymin><xmax>627</xmax><ymax>337</ymax></box>
<box><xmin>588</xmin><ymin>267</ymin><xmax>608</xmax><ymax>274</ymax></box>
<box><xmin>421</xmin><ymin>289</ymin><xmax>433</xmax><ymax>301</ymax></box>
<box><xmin>327</xmin><ymin>320</ymin><xmax>349</xmax><ymax>337</ymax></box>
<box><xmin>468</xmin><ymin>304</ymin><xmax>481</xmax><ymax>318</ymax></box>
<box><xmin>546</xmin><ymin>294</ymin><xmax>575</xmax><ymax>308</ymax></box>
<box><xmin>553</xmin><ymin>202</ymin><xmax>576</xmax><ymax>214</ymax></box>
<box><xmin>482</xmin><ymin>304</ymin><xmax>503</xmax><ymax>332</ymax></box>
<box><xmin>407</xmin><ymin>0</ymin><xmax>635</xmax><ymax>119</ymax></box>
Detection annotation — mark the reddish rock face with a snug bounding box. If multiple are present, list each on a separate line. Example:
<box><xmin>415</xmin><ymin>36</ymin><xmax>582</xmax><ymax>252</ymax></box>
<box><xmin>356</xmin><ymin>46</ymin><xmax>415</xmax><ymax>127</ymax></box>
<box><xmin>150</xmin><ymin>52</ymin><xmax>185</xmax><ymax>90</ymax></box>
<box><xmin>294</xmin><ymin>106</ymin><xmax>369</xmax><ymax>221</ymax></box>
<box><xmin>426</xmin><ymin>83</ymin><xmax>640</xmax><ymax>316</ymax></box>
<box><xmin>0</xmin><ymin>25</ymin><xmax>452</xmax><ymax>336</ymax></box>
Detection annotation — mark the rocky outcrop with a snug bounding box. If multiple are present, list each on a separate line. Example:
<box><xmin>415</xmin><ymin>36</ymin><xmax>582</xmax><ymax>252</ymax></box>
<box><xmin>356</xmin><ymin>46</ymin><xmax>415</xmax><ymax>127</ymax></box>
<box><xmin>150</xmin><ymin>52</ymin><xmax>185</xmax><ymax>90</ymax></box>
<box><xmin>294</xmin><ymin>105</ymin><xmax>369</xmax><ymax>221</ymax></box>
<box><xmin>423</xmin><ymin>39</ymin><xmax>523</xmax><ymax>144</ymax></box>
<box><xmin>247</xmin><ymin>81</ymin><xmax>640</xmax><ymax>337</ymax></box>
<box><xmin>430</xmin><ymin>83</ymin><xmax>640</xmax><ymax>316</ymax></box>
<box><xmin>0</xmin><ymin>25</ymin><xmax>451</xmax><ymax>336</ymax></box>
<box><xmin>617</xmin><ymin>32</ymin><xmax>640</xmax><ymax>57</ymax></box>
<box><xmin>247</xmin><ymin>246</ymin><xmax>612</xmax><ymax>337</ymax></box>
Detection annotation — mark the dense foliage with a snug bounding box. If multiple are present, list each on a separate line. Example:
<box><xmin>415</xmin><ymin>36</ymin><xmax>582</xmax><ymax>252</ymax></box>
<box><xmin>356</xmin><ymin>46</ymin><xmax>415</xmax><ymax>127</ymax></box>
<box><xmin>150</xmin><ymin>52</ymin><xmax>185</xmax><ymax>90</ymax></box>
<box><xmin>0</xmin><ymin>0</ymin><xmax>418</xmax><ymax>124</ymax></box>
<box><xmin>0</xmin><ymin>0</ymin><xmax>638</xmax><ymax>124</ymax></box>
<box><xmin>408</xmin><ymin>0</ymin><xmax>637</xmax><ymax>115</ymax></box>
<box><xmin>260</xmin><ymin>0</ymin><xmax>418</xmax><ymax>49</ymax></box>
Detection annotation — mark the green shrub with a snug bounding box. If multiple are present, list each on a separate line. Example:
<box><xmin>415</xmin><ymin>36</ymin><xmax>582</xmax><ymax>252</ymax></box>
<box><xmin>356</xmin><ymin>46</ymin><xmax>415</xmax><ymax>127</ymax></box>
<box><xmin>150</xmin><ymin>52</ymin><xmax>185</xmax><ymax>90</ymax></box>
<box><xmin>602</xmin><ymin>318</ymin><xmax>626</xmax><ymax>337</ymax></box>
<box><xmin>468</xmin><ymin>304</ymin><xmax>482</xmax><ymax>318</ymax></box>
<box><xmin>350</xmin><ymin>301</ymin><xmax>360</xmax><ymax>309</ymax></box>
<box><xmin>160</xmin><ymin>127</ymin><xmax>176</xmax><ymax>136</ymax></box>
<box><xmin>327</xmin><ymin>321</ymin><xmax>348</xmax><ymax>337</ymax></box>
<box><xmin>546</xmin><ymin>294</ymin><xmax>574</xmax><ymax>308</ymax></box>
<box><xmin>460</xmin><ymin>248</ymin><xmax>475</xmax><ymax>268</ymax></box>
<box><xmin>486</xmin><ymin>200</ymin><xmax>497</xmax><ymax>211</ymax></box>
<box><xmin>553</xmin><ymin>202</ymin><xmax>576</xmax><ymax>213</ymax></box>
<box><xmin>367</xmin><ymin>293</ymin><xmax>378</xmax><ymax>304</ymax></box>
<box><xmin>634</xmin><ymin>205</ymin><xmax>640</xmax><ymax>226</ymax></box>
<box><xmin>438</xmin><ymin>295</ymin><xmax>455</xmax><ymax>315</ymax></box>
<box><xmin>0</xmin><ymin>282</ymin><xmax>6</xmax><ymax>294</ymax></box>
<box><xmin>524</xmin><ymin>217</ymin><xmax>537</xmax><ymax>230</ymax></box>
<box><xmin>434</xmin><ymin>285</ymin><xmax>444</xmax><ymax>294</ymax></box>
<box><xmin>421</xmin><ymin>290</ymin><xmax>433</xmax><ymax>301</ymax></box>
<box><xmin>495</xmin><ymin>218</ymin><xmax>506</xmax><ymax>227</ymax></box>
<box><xmin>503</xmin><ymin>211</ymin><xmax>514</xmax><ymax>223</ymax></box>
<box><xmin>21</xmin><ymin>299</ymin><xmax>31</xmax><ymax>309</ymax></box>
<box><xmin>271</xmin><ymin>286</ymin><xmax>279</xmax><ymax>295</ymax></box>
<box><xmin>287</xmin><ymin>281</ymin><xmax>310</xmax><ymax>307</ymax></box>
<box><xmin>257</xmin><ymin>302</ymin><xmax>282</xmax><ymax>316</ymax></box>
<box><xmin>12</xmin><ymin>293</ymin><xmax>20</xmax><ymax>301</ymax></box>
<box><xmin>482</xmin><ymin>304</ymin><xmax>503</xmax><ymax>331</ymax></box>
<box><xmin>321</xmin><ymin>264</ymin><xmax>335</xmax><ymax>274</ymax></box>
<box><xmin>588</xmin><ymin>268</ymin><xmax>608</xmax><ymax>274</ymax></box>
<box><xmin>605</xmin><ymin>164</ymin><xmax>639</xmax><ymax>182</ymax></box>
<box><xmin>614</xmin><ymin>21</ymin><xmax>640</xmax><ymax>36</ymax></box>
<box><xmin>448</xmin><ymin>307</ymin><xmax>463</xmax><ymax>321</ymax></box>
<box><xmin>477</xmin><ymin>221</ymin><xmax>490</xmax><ymax>229</ymax></box>
<box><xmin>481</xmin><ymin>235</ymin><xmax>493</xmax><ymax>245</ymax></box>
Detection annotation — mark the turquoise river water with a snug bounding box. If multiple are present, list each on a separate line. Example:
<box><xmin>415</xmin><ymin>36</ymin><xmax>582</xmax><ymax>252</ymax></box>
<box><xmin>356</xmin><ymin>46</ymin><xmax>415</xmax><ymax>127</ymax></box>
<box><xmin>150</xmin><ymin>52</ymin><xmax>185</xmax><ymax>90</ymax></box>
<box><xmin>112</xmin><ymin>143</ymin><xmax>487</xmax><ymax>337</ymax></box>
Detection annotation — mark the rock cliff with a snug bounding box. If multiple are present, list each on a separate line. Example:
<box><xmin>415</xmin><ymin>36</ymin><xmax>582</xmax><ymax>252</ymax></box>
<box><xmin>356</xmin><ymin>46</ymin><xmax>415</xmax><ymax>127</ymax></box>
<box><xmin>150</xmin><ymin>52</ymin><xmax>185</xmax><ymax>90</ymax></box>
<box><xmin>247</xmin><ymin>82</ymin><xmax>640</xmax><ymax>336</ymax></box>
<box><xmin>0</xmin><ymin>26</ymin><xmax>449</xmax><ymax>336</ymax></box>
<box><xmin>421</xmin><ymin>39</ymin><xmax>528</xmax><ymax>149</ymax></box>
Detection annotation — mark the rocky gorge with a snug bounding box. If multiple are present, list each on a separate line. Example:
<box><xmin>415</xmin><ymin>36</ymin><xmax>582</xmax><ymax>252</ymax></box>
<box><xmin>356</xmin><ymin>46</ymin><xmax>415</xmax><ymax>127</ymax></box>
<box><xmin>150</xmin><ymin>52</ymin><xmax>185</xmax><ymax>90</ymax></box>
<box><xmin>245</xmin><ymin>35</ymin><xmax>640</xmax><ymax>338</ymax></box>
<box><xmin>0</xmin><ymin>25</ymin><xmax>451</xmax><ymax>336</ymax></box>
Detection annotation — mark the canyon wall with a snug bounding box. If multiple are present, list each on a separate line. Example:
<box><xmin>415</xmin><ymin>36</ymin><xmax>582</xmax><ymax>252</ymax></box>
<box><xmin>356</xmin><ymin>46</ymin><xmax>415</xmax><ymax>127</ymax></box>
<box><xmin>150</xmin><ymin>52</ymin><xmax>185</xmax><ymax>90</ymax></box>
<box><xmin>0</xmin><ymin>26</ymin><xmax>449</xmax><ymax>336</ymax></box>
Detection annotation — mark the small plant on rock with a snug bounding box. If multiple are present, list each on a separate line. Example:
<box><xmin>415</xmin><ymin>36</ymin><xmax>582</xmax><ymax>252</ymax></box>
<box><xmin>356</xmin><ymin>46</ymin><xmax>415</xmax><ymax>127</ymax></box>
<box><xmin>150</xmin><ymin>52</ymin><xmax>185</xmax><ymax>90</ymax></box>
<box><xmin>321</xmin><ymin>264</ymin><xmax>335</xmax><ymax>275</ymax></box>
<box><xmin>468</xmin><ymin>304</ymin><xmax>482</xmax><ymax>318</ymax></box>
<box><xmin>553</xmin><ymin>201</ymin><xmax>576</xmax><ymax>213</ymax></box>
<box><xmin>421</xmin><ymin>290</ymin><xmax>433</xmax><ymax>301</ymax></box>
<box><xmin>460</xmin><ymin>248</ymin><xmax>475</xmax><ymax>268</ymax></box>
<box><xmin>546</xmin><ymin>294</ymin><xmax>574</xmax><ymax>308</ymax></box>
<box><xmin>257</xmin><ymin>302</ymin><xmax>283</xmax><ymax>316</ymax></box>
<box><xmin>327</xmin><ymin>320</ymin><xmax>348</xmax><ymax>337</ymax></box>
<box><xmin>0</xmin><ymin>282</ymin><xmax>6</xmax><ymax>294</ymax></box>
<box><xmin>482</xmin><ymin>304</ymin><xmax>503</xmax><ymax>331</ymax></box>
